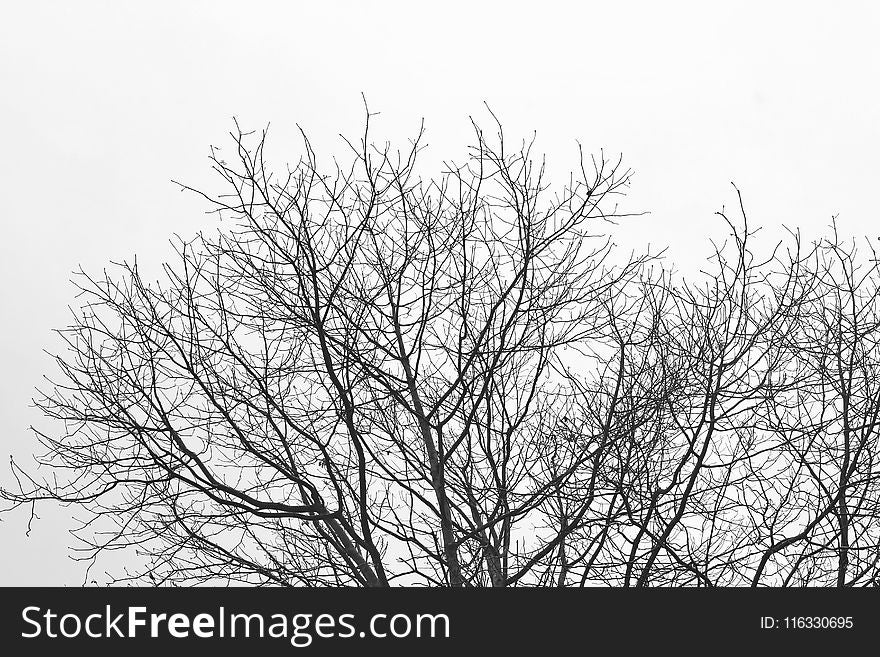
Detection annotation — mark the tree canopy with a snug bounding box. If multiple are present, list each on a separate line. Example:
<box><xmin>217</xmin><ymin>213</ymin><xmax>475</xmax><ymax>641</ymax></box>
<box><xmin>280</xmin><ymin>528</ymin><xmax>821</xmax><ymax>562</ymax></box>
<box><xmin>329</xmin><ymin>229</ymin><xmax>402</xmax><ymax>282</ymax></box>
<box><xmin>5</xmin><ymin>112</ymin><xmax>880</xmax><ymax>587</ymax></box>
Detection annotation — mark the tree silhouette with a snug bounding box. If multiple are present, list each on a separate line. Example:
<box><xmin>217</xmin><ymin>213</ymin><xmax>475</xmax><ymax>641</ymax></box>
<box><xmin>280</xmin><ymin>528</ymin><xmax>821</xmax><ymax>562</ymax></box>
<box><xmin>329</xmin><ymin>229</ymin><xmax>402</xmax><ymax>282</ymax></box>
<box><xmin>4</xmin><ymin>110</ymin><xmax>880</xmax><ymax>587</ymax></box>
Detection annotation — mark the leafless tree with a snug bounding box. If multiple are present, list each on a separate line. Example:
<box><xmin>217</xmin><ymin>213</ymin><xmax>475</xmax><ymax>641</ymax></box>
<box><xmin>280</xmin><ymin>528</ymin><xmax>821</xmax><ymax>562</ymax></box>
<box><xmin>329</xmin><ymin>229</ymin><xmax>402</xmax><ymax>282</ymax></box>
<box><xmin>2</xmin><ymin>109</ymin><xmax>643</xmax><ymax>586</ymax></box>
<box><xmin>5</xmin><ymin>111</ymin><xmax>880</xmax><ymax>587</ymax></box>
<box><xmin>749</xmin><ymin>224</ymin><xmax>880</xmax><ymax>586</ymax></box>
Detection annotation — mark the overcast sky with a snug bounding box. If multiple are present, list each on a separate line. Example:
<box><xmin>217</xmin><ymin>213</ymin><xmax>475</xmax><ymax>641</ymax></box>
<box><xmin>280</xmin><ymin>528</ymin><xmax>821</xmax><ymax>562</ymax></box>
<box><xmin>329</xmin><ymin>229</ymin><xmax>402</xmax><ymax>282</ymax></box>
<box><xmin>1</xmin><ymin>1</ymin><xmax>879</xmax><ymax>585</ymax></box>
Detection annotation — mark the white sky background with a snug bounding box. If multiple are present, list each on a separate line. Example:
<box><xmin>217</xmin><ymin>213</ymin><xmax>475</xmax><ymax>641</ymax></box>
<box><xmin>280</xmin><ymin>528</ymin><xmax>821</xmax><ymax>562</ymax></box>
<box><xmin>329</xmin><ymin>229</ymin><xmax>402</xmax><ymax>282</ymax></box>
<box><xmin>1</xmin><ymin>0</ymin><xmax>878</xmax><ymax>585</ymax></box>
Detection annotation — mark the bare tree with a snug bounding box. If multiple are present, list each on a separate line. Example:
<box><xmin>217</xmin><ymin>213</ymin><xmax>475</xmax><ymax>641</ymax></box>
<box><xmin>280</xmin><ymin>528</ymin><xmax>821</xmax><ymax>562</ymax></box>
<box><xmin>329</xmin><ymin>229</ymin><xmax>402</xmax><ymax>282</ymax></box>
<box><xmin>751</xmin><ymin>224</ymin><xmax>880</xmax><ymax>586</ymax></box>
<box><xmin>2</xmin><ymin>109</ymin><xmax>643</xmax><ymax>586</ymax></box>
<box><xmin>552</xmin><ymin>194</ymin><xmax>819</xmax><ymax>586</ymax></box>
<box><xmin>6</xmin><ymin>110</ymin><xmax>880</xmax><ymax>588</ymax></box>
